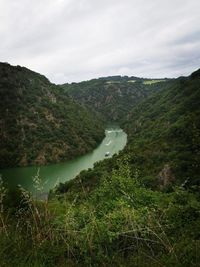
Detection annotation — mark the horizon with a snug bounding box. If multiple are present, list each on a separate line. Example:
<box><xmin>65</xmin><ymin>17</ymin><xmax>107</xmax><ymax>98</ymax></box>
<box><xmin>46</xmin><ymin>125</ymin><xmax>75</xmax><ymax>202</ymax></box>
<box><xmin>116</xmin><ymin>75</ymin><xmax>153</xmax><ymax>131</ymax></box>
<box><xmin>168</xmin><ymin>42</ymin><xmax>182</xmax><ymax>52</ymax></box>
<box><xmin>2</xmin><ymin>61</ymin><xmax>199</xmax><ymax>85</ymax></box>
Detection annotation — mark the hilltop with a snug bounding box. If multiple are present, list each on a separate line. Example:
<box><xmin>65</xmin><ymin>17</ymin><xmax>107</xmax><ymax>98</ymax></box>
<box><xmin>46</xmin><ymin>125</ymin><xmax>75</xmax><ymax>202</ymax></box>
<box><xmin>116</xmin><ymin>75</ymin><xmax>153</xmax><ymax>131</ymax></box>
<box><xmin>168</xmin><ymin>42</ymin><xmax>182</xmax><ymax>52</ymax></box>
<box><xmin>61</xmin><ymin>76</ymin><xmax>169</xmax><ymax>122</ymax></box>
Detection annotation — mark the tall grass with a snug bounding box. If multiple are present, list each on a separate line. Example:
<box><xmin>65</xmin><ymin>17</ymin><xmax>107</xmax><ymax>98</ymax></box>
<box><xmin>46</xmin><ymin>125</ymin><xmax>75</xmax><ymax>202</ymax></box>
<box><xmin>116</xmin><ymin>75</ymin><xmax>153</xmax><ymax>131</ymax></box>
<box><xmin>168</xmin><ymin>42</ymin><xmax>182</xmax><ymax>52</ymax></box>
<box><xmin>0</xmin><ymin>165</ymin><xmax>199</xmax><ymax>267</ymax></box>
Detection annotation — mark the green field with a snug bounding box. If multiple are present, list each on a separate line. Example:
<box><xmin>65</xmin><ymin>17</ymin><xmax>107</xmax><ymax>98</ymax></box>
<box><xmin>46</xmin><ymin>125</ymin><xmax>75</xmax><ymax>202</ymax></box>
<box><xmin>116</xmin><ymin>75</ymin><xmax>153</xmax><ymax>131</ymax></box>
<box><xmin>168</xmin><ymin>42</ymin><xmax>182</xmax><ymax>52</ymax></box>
<box><xmin>143</xmin><ymin>79</ymin><xmax>166</xmax><ymax>85</ymax></box>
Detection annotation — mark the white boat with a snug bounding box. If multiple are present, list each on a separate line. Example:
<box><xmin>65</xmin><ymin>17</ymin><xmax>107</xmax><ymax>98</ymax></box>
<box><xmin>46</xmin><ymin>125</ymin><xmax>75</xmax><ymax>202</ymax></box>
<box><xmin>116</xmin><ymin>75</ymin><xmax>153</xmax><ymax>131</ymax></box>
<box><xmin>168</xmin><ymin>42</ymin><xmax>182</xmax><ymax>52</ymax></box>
<box><xmin>105</xmin><ymin>152</ymin><xmax>110</xmax><ymax>157</ymax></box>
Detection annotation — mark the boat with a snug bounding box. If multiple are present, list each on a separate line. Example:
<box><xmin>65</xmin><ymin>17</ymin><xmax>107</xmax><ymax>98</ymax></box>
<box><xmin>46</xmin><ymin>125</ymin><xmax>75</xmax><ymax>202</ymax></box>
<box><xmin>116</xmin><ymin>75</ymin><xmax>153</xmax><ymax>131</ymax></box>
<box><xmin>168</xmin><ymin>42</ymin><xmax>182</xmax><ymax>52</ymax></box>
<box><xmin>105</xmin><ymin>152</ymin><xmax>110</xmax><ymax>157</ymax></box>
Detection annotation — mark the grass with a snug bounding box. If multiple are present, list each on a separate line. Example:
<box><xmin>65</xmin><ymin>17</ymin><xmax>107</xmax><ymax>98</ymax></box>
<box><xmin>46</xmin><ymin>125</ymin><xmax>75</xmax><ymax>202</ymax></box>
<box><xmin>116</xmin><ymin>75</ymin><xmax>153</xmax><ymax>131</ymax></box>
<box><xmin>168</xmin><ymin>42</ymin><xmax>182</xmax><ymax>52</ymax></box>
<box><xmin>143</xmin><ymin>80</ymin><xmax>166</xmax><ymax>85</ymax></box>
<box><xmin>106</xmin><ymin>81</ymin><xmax>121</xmax><ymax>84</ymax></box>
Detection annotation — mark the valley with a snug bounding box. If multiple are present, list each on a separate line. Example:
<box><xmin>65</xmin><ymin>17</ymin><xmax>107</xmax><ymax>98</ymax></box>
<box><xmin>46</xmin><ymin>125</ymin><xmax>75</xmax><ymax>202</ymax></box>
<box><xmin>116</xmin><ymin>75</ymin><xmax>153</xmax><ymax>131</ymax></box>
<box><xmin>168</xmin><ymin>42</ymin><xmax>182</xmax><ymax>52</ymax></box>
<box><xmin>0</xmin><ymin>63</ymin><xmax>199</xmax><ymax>267</ymax></box>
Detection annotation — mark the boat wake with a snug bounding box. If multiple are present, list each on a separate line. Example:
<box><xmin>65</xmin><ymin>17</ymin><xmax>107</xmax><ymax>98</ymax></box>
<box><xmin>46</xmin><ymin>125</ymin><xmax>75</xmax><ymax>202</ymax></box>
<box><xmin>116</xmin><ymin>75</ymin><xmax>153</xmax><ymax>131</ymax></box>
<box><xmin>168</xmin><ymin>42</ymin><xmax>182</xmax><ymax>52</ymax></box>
<box><xmin>105</xmin><ymin>140</ymin><xmax>112</xmax><ymax>146</ymax></box>
<box><xmin>106</xmin><ymin>129</ymin><xmax>123</xmax><ymax>133</ymax></box>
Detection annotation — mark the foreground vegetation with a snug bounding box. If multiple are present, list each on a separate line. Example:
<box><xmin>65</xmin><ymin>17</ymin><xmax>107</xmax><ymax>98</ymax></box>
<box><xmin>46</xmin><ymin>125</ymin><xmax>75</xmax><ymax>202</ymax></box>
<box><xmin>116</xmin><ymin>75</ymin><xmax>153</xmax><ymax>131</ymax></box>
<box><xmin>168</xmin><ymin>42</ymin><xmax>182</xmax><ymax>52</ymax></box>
<box><xmin>0</xmin><ymin>158</ymin><xmax>200</xmax><ymax>266</ymax></box>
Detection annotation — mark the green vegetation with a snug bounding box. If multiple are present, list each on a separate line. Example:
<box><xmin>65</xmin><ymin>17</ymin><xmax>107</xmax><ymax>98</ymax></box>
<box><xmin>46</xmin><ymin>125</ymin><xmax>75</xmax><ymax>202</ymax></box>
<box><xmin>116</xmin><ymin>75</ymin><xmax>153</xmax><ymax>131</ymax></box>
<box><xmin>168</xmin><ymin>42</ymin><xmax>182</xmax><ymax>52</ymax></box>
<box><xmin>0</xmin><ymin>66</ymin><xmax>199</xmax><ymax>266</ymax></box>
<box><xmin>143</xmin><ymin>79</ymin><xmax>166</xmax><ymax>85</ymax></box>
<box><xmin>0</xmin><ymin>157</ymin><xmax>200</xmax><ymax>266</ymax></box>
<box><xmin>60</xmin><ymin>72</ymin><xmax>199</xmax><ymax>189</ymax></box>
<box><xmin>0</xmin><ymin>63</ymin><xmax>104</xmax><ymax>168</ymax></box>
<box><xmin>61</xmin><ymin>76</ymin><xmax>168</xmax><ymax>122</ymax></box>
<box><xmin>125</xmin><ymin>73</ymin><xmax>200</xmax><ymax>188</ymax></box>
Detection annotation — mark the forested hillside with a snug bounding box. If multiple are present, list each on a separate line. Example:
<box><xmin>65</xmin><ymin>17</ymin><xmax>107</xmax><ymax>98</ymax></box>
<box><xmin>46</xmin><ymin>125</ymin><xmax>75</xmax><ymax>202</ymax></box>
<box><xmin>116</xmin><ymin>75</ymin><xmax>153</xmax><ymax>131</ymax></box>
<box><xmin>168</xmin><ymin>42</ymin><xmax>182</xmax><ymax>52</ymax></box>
<box><xmin>62</xmin><ymin>77</ymin><xmax>168</xmax><ymax>122</ymax></box>
<box><xmin>124</xmin><ymin>70</ymin><xmax>200</xmax><ymax>188</ymax></box>
<box><xmin>0</xmin><ymin>63</ymin><xmax>104</xmax><ymax>168</ymax></box>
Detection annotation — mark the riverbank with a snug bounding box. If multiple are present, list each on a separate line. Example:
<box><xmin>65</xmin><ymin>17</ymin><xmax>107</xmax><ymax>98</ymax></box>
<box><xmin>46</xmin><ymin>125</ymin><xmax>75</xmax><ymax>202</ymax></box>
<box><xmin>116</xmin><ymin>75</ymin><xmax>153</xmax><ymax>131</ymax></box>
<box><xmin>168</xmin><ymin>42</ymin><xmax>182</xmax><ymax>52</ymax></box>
<box><xmin>0</xmin><ymin>127</ymin><xmax>127</xmax><ymax>194</ymax></box>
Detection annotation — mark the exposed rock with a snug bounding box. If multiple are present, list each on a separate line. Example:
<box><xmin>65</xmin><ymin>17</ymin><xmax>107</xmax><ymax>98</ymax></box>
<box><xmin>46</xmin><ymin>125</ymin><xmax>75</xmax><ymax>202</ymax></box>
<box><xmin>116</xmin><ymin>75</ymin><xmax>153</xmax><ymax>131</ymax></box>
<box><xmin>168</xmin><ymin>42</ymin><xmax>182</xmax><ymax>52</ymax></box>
<box><xmin>158</xmin><ymin>164</ymin><xmax>175</xmax><ymax>189</ymax></box>
<box><xmin>34</xmin><ymin>152</ymin><xmax>47</xmax><ymax>165</ymax></box>
<box><xmin>19</xmin><ymin>153</ymin><xmax>28</xmax><ymax>166</ymax></box>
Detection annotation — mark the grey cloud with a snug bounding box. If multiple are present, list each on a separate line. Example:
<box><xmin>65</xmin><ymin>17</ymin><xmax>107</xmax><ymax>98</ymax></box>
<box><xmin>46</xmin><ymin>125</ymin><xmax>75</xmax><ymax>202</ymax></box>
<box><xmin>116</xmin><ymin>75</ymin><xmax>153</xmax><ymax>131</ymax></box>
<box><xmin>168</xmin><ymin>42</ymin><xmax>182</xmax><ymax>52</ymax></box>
<box><xmin>169</xmin><ymin>31</ymin><xmax>200</xmax><ymax>46</ymax></box>
<box><xmin>0</xmin><ymin>0</ymin><xmax>199</xmax><ymax>83</ymax></box>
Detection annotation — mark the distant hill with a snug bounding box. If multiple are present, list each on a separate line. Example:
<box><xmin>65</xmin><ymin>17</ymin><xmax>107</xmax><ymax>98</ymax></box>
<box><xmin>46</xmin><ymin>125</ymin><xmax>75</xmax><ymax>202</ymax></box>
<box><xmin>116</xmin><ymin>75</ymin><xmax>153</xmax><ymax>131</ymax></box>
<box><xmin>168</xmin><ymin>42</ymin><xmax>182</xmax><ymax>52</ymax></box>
<box><xmin>61</xmin><ymin>77</ymin><xmax>169</xmax><ymax>122</ymax></box>
<box><xmin>0</xmin><ymin>63</ymin><xmax>104</xmax><ymax>168</ymax></box>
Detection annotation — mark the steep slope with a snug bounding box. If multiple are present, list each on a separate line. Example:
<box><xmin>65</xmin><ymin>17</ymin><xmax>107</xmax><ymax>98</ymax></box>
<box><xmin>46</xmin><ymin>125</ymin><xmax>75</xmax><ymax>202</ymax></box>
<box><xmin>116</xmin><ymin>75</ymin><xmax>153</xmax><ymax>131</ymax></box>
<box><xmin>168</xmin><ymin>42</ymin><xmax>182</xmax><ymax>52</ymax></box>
<box><xmin>0</xmin><ymin>63</ymin><xmax>104</xmax><ymax>168</ymax></box>
<box><xmin>61</xmin><ymin>77</ymin><xmax>168</xmax><ymax>122</ymax></box>
<box><xmin>124</xmin><ymin>69</ymin><xmax>200</xmax><ymax>187</ymax></box>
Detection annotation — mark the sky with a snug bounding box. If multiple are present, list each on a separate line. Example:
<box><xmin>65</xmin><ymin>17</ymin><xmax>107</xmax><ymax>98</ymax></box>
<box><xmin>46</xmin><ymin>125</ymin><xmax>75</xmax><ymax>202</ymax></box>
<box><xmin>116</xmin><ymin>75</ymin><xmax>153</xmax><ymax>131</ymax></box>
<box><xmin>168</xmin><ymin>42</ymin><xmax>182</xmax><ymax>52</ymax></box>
<box><xmin>0</xmin><ymin>0</ymin><xmax>200</xmax><ymax>84</ymax></box>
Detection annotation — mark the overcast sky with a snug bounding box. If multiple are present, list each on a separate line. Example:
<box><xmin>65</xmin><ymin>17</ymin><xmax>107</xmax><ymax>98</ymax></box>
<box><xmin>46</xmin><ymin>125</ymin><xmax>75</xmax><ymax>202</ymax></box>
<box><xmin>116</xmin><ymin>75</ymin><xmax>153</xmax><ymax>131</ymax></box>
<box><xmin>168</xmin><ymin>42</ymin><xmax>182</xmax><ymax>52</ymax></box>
<box><xmin>0</xmin><ymin>0</ymin><xmax>200</xmax><ymax>83</ymax></box>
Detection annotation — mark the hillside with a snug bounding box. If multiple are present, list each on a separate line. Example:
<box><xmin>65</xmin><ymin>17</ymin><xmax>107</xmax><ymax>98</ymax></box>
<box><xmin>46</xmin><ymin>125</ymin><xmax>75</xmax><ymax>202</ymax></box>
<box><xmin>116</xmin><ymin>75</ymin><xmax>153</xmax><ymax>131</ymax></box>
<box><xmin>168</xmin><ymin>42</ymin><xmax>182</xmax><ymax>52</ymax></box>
<box><xmin>61</xmin><ymin>77</ymin><xmax>169</xmax><ymax>122</ymax></box>
<box><xmin>125</xmin><ymin>70</ymin><xmax>200</xmax><ymax>188</ymax></box>
<box><xmin>0</xmin><ymin>63</ymin><xmax>104</xmax><ymax>168</ymax></box>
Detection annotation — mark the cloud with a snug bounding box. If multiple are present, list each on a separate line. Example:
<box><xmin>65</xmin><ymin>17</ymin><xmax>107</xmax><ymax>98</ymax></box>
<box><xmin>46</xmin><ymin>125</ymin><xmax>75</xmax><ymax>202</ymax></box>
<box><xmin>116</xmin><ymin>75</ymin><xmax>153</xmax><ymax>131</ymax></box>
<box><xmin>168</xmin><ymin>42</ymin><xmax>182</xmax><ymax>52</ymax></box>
<box><xmin>0</xmin><ymin>0</ymin><xmax>199</xmax><ymax>83</ymax></box>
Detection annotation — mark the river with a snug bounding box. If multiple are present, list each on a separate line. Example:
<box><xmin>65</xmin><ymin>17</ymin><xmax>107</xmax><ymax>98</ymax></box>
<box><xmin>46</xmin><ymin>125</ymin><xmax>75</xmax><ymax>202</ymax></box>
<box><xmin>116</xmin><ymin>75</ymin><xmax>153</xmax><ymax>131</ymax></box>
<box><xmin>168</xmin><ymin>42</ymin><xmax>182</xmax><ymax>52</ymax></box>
<box><xmin>0</xmin><ymin>127</ymin><xmax>127</xmax><ymax>195</ymax></box>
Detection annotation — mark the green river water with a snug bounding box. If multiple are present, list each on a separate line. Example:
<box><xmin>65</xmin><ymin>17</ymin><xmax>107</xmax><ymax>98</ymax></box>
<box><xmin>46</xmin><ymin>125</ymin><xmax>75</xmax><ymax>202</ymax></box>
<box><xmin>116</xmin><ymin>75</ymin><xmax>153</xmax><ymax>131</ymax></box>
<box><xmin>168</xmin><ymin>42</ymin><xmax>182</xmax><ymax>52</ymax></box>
<box><xmin>0</xmin><ymin>128</ymin><xmax>127</xmax><ymax>195</ymax></box>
